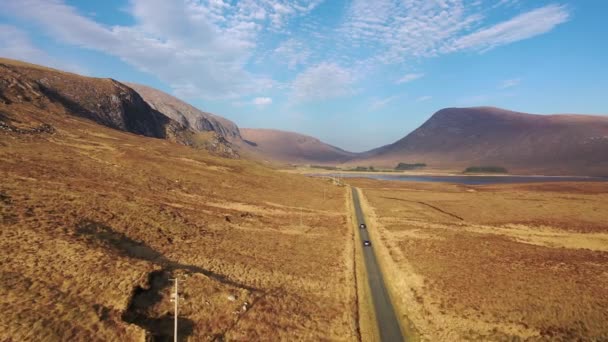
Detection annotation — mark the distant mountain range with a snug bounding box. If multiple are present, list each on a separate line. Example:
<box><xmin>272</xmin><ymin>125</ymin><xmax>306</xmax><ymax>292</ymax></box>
<box><xmin>2</xmin><ymin>57</ymin><xmax>606</xmax><ymax>176</ymax></box>
<box><xmin>239</xmin><ymin>107</ymin><xmax>608</xmax><ymax>176</ymax></box>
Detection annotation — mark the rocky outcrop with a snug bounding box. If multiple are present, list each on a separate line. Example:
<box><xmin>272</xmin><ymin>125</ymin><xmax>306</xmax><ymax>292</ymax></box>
<box><xmin>126</xmin><ymin>83</ymin><xmax>241</xmax><ymax>140</ymax></box>
<box><xmin>0</xmin><ymin>58</ymin><xmax>188</xmax><ymax>143</ymax></box>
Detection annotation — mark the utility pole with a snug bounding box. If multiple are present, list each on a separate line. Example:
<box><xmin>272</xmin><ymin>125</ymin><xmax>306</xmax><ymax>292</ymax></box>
<box><xmin>170</xmin><ymin>277</ymin><xmax>182</xmax><ymax>342</ymax></box>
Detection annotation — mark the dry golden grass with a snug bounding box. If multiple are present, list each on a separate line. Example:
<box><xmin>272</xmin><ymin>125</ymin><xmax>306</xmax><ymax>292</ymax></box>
<box><xmin>0</xmin><ymin>109</ymin><xmax>358</xmax><ymax>340</ymax></box>
<box><xmin>349</xmin><ymin>178</ymin><xmax>608</xmax><ymax>341</ymax></box>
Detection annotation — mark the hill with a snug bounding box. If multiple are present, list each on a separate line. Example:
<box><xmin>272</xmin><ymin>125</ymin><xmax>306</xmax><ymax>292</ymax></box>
<box><xmin>357</xmin><ymin>107</ymin><xmax>608</xmax><ymax>176</ymax></box>
<box><xmin>240</xmin><ymin>128</ymin><xmax>356</xmax><ymax>165</ymax></box>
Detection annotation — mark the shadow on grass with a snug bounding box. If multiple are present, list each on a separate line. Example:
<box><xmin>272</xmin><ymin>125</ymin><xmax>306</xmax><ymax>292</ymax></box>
<box><xmin>75</xmin><ymin>220</ymin><xmax>259</xmax><ymax>292</ymax></box>
<box><xmin>121</xmin><ymin>270</ymin><xmax>194</xmax><ymax>342</ymax></box>
<box><xmin>75</xmin><ymin>220</ymin><xmax>260</xmax><ymax>341</ymax></box>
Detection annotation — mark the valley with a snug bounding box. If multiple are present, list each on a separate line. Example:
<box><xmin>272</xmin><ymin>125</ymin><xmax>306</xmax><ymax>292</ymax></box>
<box><xmin>1</xmin><ymin>57</ymin><xmax>607</xmax><ymax>341</ymax></box>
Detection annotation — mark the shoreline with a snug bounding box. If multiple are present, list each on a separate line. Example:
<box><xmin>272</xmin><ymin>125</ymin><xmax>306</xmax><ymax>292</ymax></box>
<box><xmin>280</xmin><ymin>168</ymin><xmax>602</xmax><ymax>179</ymax></box>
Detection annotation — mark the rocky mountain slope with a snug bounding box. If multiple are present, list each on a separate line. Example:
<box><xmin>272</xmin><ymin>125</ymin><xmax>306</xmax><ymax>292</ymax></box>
<box><xmin>126</xmin><ymin>83</ymin><xmax>241</xmax><ymax>140</ymax></box>
<box><xmin>127</xmin><ymin>83</ymin><xmax>242</xmax><ymax>158</ymax></box>
<box><xmin>357</xmin><ymin>107</ymin><xmax>608</xmax><ymax>175</ymax></box>
<box><xmin>0</xmin><ymin>58</ymin><xmax>189</xmax><ymax>143</ymax></box>
<box><xmin>240</xmin><ymin>128</ymin><xmax>356</xmax><ymax>165</ymax></box>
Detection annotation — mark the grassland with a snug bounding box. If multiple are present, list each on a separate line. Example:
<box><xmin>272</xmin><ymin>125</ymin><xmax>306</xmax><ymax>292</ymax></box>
<box><xmin>348</xmin><ymin>178</ymin><xmax>608</xmax><ymax>341</ymax></box>
<box><xmin>0</xmin><ymin>109</ymin><xmax>358</xmax><ymax>340</ymax></box>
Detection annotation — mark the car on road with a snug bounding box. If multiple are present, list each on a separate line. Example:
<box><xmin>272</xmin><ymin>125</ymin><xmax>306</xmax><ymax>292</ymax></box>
<box><xmin>363</xmin><ymin>240</ymin><xmax>372</xmax><ymax>246</ymax></box>
<box><xmin>359</xmin><ymin>223</ymin><xmax>366</xmax><ymax>229</ymax></box>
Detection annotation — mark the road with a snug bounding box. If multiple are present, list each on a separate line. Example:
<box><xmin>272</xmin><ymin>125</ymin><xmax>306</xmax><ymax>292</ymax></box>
<box><xmin>351</xmin><ymin>187</ymin><xmax>405</xmax><ymax>342</ymax></box>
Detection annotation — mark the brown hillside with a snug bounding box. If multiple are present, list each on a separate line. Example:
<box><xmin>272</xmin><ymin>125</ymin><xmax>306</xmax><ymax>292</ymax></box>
<box><xmin>0</xmin><ymin>59</ymin><xmax>357</xmax><ymax>340</ymax></box>
<box><xmin>357</xmin><ymin>107</ymin><xmax>608</xmax><ymax>176</ymax></box>
<box><xmin>240</xmin><ymin>128</ymin><xmax>356</xmax><ymax>165</ymax></box>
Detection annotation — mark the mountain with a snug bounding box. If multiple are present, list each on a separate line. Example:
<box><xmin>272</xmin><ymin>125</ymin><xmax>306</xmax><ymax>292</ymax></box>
<box><xmin>240</xmin><ymin>128</ymin><xmax>356</xmax><ymax>165</ymax></box>
<box><xmin>0</xmin><ymin>58</ymin><xmax>189</xmax><ymax>143</ymax></box>
<box><xmin>126</xmin><ymin>83</ymin><xmax>241</xmax><ymax>158</ymax></box>
<box><xmin>357</xmin><ymin>107</ymin><xmax>608</xmax><ymax>176</ymax></box>
<box><xmin>126</xmin><ymin>83</ymin><xmax>241</xmax><ymax>140</ymax></box>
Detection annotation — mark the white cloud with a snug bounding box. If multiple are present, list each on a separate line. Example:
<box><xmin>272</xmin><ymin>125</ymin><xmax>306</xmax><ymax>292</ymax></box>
<box><xmin>369</xmin><ymin>95</ymin><xmax>399</xmax><ymax>110</ymax></box>
<box><xmin>274</xmin><ymin>38</ymin><xmax>310</xmax><ymax>69</ymax></box>
<box><xmin>339</xmin><ymin>0</ymin><xmax>483</xmax><ymax>63</ymax></box>
<box><xmin>1</xmin><ymin>0</ymin><xmax>571</xmax><ymax>105</ymax></box>
<box><xmin>339</xmin><ymin>1</ymin><xmax>570</xmax><ymax>64</ymax></box>
<box><xmin>396</xmin><ymin>73</ymin><xmax>424</xmax><ymax>84</ymax></box>
<box><xmin>1</xmin><ymin>0</ymin><xmax>324</xmax><ymax>100</ymax></box>
<box><xmin>416</xmin><ymin>95</ymin><xmax>432</xmax><ymax>102</ymax></box>
<box><xmin>447</xmin><ymin>5</ymin><xmax>569</xmax><ymax>53</ymax></box>
<box><xmin>494</xmin><ymin>0</ymin><xmax>521</xmax><ymax>8</ymax></box>
<box><xmin>0</xmin><ymin>24</ymin><xmax>86</xmax><ymax>74</ymax></box>
<box><xmin>252</xmin><ymin>97</ymin><xmax>272</xmax><ymax>106</ymax></box>
<box><xmin>291</xmin><ymin>62</ymin><xmax>355</xmax><ymax>102</ymax></box>
<box><xmin>499</xmin><ymin>78</ymin><xmax>521</xmax><ymax>89</ymax></box>
<box><xmin>0</xmin><ymin>24</ymin><xmax>50</xmax><ymax>63</ymax></box>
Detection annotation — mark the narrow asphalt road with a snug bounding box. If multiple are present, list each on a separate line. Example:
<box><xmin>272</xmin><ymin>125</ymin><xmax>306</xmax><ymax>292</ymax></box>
<box><xmin>352</xmin><ymin>187</ymin><xmax>404</xmax><ymax>342</ymax></box>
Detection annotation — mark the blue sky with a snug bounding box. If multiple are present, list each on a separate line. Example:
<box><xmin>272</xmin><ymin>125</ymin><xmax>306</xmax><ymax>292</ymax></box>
<box><xmin>1</xmin><ymin>0</ymin><xmax>607</xmax><ymax>151</ymax></box>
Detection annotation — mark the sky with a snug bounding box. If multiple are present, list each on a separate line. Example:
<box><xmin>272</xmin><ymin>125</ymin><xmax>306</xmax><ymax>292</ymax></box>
<box><xmin>1</xmin><ymin>0</ymin><xmax>607</xmax><ymax>151</ymax></box>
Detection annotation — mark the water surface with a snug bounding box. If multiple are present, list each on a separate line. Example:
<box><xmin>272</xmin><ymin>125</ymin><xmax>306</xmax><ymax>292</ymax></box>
<box><xmin>310</xmin><ymin>173</ymin><xmax>607</xmax><ymax>185</ymax></box>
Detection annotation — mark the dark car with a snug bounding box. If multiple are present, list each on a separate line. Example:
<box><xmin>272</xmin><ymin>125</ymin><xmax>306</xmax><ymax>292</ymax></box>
<box><xmin>359</xmin><ymin>223</ymin><xmax>366</xmax><ymax>229</ymax></box>
<box><xmin>363</xmin><ymin>240</ymin><xmax>372</xmax><ymax>247</ymax></box>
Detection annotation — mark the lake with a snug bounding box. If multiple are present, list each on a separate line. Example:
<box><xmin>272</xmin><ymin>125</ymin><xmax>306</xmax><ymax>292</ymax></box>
<box><xmin>309</xmin><ymin>173</ymin><xmax>607</xmax><ymax>185</ymax></box>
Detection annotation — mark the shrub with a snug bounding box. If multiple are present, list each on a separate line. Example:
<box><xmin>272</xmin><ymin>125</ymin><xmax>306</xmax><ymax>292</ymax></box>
<box><xmin>395</xmin><ymin>163</ymin><xmax>427</xmax><ymax>170</ymax></box>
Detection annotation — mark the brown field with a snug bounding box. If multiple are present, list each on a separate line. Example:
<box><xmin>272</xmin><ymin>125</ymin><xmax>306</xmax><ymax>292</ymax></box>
<box><xmin>0</xmin><ymin>110</ymin><xmax>358</xmax><ymax>340</ymax></box>
<box><xmin>348</xmin><ymin>178</ymin><xmax>608</xmax><ymax>341</ymax></box>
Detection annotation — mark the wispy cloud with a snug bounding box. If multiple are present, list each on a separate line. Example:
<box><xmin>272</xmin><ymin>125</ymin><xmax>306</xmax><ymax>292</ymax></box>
<box><xmin>291</xmin><ymin>62</ymin><xmax>355</xmax><ymax>102</ymax></box>
<box><xmin>369</xmin><ymin>95</ymin><xmax>399</xmax><ymax>110</ymax></box>
<box><xmin>416</xmin><ymin>95</ymin><xmax>432</xmax><ymax>102</ymax></box>
<box><xmin>1</xmin><ymin>0</ymin><xmax>571</xmax><ymax>106</ymax></box>
<box><xmin>1</xmin><ymin>0</ymin><xmax>324</xmax><ymax>100</ymax></box>
<box><xmin>339</xmin><ymin>1</ymin><xmax>570</xmax><ymax>64</ymax></box>
<box><xmin>252</xmin><ymin>97</ymin><xmax>273</xmax><ymax>106</ymax></box>
<box><xmin>499</xmin><ymin>78</ymin><xmax>521</xmax><ymax>89</ymax></box>
<box><xmin>447</xmin><ymin>4</ymin><xmax>569</xmax><ymax>53</ymax></box>
<box><xmin>274</xmin><ymin>38</ymin><xmax>311</xmax><ymax>70</ymax></box>
<box><xmin>396</xmin><ymin>73</ymin><xmax>424</xmax><ymax>84</ymax></box>
<box><xmin>0</xmin><ymin>24</ymin><xmax>86</xmax><ymax>74</ymax></box>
